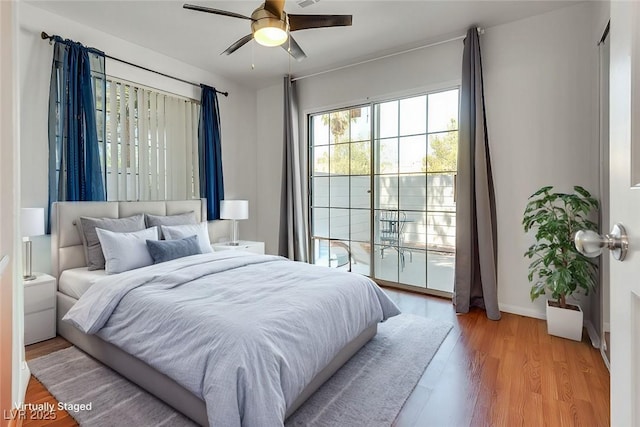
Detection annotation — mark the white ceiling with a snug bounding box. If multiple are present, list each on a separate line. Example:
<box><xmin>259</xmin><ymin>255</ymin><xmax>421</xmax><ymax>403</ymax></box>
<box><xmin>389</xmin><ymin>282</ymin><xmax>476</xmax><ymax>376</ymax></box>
<box><xmin>28</xmin><ymin>0</ymin><xmax>579</xmax><ymax>89</ymax></box>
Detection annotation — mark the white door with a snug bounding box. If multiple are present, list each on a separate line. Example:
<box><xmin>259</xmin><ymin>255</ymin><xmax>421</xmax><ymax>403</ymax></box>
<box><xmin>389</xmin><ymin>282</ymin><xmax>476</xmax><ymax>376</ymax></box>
<box><xmin>609</xmin><ymin>2</ymin><xmax>640</xmax><ymax>425</ymax></box>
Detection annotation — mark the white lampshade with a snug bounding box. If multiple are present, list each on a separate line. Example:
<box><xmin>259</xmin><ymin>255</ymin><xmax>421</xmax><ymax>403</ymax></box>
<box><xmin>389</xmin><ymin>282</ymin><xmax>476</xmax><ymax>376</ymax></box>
<box><xmin>220</xmin><ymin>200</ymin><xmax>249</xmax><ymax>220</ymax></box>
<box><xmin>21</xmin><ymin>208</ymin><xmax>45</xmax><ymax>238</ymax></box>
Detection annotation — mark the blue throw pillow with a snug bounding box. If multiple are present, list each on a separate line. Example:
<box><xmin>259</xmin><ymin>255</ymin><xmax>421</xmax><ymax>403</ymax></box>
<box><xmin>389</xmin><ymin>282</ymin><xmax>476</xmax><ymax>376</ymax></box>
<box><xmin>146</xmin><ymin>234</ymin><xmax>202</xmax><ymax>264</ymax></box>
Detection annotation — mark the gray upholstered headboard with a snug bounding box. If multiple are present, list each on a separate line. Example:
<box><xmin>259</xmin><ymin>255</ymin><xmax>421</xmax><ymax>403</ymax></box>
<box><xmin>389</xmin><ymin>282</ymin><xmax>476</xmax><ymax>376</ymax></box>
<box><xmin>51</xmin><ymin>199</ymin><xmax>208</xmax><ymax>280</ymax></box>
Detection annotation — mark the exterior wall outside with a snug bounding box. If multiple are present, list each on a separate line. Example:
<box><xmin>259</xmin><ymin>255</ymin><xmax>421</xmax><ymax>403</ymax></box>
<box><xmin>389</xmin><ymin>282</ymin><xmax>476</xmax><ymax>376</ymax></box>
<box><xmin>312</xmin><ymin>173</ymin><xmax>456</xmax><ymax>250</ymax></box>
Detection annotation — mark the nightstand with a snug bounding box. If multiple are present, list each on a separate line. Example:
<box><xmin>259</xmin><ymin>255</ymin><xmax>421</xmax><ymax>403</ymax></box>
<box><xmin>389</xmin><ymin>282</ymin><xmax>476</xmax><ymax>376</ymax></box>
<box><xmin>24</xmin><ymin>273</ymin><xmax>56</xmax><ymax>345</ymax></box>
<box><xmin>211</xmin><ymin>240</ymin><xmax>265</xmax><ymax>255</ymax></box>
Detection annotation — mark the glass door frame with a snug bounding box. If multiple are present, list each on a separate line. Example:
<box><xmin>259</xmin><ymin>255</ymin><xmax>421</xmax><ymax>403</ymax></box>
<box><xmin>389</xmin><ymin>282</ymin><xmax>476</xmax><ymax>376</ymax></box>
<box><xmin>307</xmin><ymin>87</ymin><xmax>459</xmax><ymax>298</ymax></box>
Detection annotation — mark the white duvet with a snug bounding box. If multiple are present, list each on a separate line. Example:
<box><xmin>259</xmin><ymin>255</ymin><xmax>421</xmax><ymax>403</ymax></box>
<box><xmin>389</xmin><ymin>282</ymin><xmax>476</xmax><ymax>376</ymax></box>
<box><xmin>63</xmin><ymin>252</ymin><xmax>400</xmax><ymax>426</ymax></box>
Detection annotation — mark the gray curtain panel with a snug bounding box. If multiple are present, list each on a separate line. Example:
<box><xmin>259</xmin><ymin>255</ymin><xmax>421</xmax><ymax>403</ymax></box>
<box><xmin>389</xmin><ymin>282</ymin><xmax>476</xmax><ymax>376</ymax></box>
<box><xmin>454</xmin><ymin>27</ymin><xmax>501</xmax><ymax>320</ymax></box>
<box><xmin>279</xmin><ymin>76</ymin><xmax>310</xmax><ymax>261</ymax></box>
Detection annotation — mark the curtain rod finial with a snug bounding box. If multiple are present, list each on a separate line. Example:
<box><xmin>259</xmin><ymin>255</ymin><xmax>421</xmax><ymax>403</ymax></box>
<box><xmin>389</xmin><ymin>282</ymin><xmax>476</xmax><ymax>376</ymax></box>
<box><xmin>476</xmin><ymin>27</ymin><xmax>485</xmax><ymax>35</ymax></box>
<box><xmin>40</xmin><ymin>31</ymin><xmax>54</xmax><ymax>45</ymax></box>
<box><xmin>41</xmin><ymin>32</ymin><xmax>53</xmax><ymax>45</ymax></box>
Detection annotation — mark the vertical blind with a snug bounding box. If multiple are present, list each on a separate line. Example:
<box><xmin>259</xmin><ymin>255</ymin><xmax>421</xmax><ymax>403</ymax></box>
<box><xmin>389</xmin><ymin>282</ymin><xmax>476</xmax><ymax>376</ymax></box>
<box><xmin>105</xmin><ymin>78</ymin><xmax>200</xmax><ymax>201</ymax></box>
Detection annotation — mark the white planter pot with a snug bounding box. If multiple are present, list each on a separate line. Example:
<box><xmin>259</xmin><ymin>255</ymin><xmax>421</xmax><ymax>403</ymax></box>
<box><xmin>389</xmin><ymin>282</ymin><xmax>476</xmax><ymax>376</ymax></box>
<box><xmin>546</xmin><ymin>300</ymin><xmax>583</xmax><ymax>341</ymax></box>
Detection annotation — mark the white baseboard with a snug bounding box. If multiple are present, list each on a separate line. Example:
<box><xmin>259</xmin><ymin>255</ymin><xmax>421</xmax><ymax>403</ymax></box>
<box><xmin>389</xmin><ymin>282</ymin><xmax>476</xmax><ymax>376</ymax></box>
<box><xmin>584</xmin><ymin>320</ymin><xmax>601</xmax><ymax>348</ymax></box>
<box><xmin>600</xmin><ymin>347</ymin><xmax>611</xmax><ymax>371</ymax></box>
<box><xmin>498</xmin><ymin>303</ymin><xmax>545</xmax><ymax>320</ymax></box>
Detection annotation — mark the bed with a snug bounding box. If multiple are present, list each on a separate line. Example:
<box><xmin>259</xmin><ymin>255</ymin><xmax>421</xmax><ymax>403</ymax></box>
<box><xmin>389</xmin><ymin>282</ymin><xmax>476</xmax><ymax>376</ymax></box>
<box><xmin>52</xmin><ymin>199</ymin><xmax>400</xmax><ymax>426</ymax></box>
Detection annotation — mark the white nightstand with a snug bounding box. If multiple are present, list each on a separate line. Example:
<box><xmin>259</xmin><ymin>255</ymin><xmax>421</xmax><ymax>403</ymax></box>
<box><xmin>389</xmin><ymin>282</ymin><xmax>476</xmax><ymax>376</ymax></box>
<box><xmin>24</xmin><ymin>273</ymin><xmax>56</xmax><ymax>345</ymax></box>
<box><xmin>211</xmin><ymin>241</ymin><xmax>265</xmax><ymax>255</ymax></box>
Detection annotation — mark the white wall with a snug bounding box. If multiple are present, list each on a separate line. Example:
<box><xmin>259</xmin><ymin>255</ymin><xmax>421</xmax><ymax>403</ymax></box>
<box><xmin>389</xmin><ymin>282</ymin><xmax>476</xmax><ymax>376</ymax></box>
<box><xmin>19</xmin><ymin>3</ymin><xmax>259</xmax><ymax>272</ymax></box>
<box><xmin>483</xmin><ymin>1</ymin><xmax>600</xmax><ymax>320</ymax></box>
<box><xmin>255</xmin><ymin>2</ymin><xmax>603</xmax><ymax>320</ymax></box>
<box><xmin>256</xmin><ymin>82</ymin><xmax>284</xmax><ymax>255</ymax></box>
<box><xmin>295</xmin><ymin>42</ymin><xmax>463</xmax><ymax>114</ymax></box>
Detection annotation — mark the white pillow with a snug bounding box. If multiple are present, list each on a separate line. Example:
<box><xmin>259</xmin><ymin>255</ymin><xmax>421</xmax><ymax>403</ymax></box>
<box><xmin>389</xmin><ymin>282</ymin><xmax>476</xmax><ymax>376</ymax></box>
<box><xmin>96</xmin><ymin>227</ymin><xmax>159</xmax><ymax>274</ymax></box>
<box><xmin>161</xmin><ymin>222</ymin><xmax>213</xmax><ymax>254</ymax></box>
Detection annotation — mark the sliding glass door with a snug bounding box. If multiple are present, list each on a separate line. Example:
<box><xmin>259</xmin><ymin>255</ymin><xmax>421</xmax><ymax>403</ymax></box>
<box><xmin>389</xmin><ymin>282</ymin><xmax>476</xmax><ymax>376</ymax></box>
<box><xmin>310</xmin><ymin>106</ymin><xmax>372</xmax><ymax>275</ymax></box>
<box><xmin>309</xmin><ymin>89</ymin><xmax>459</xmax><ymax>295</ymax></box>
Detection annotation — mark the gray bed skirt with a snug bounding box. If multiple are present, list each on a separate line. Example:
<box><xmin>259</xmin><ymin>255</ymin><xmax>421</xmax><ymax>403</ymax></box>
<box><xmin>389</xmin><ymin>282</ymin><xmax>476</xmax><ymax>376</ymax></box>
<box><xmin>56</xmin><ymin>292</ymin><xmax>377</xmax><ymax>426</ymax></box>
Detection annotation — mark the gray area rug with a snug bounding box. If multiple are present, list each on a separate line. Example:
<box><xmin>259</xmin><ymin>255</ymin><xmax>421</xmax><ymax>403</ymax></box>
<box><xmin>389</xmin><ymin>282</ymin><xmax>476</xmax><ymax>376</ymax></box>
<box><xmin>29</xmin><ymin>314</ymin><xmax>451</xmax><ymax>427</ymax></box>
<box><xmin>28</xmin><ymin>347</ymin><xmax>198</xmax><ymax>427</ymax></box>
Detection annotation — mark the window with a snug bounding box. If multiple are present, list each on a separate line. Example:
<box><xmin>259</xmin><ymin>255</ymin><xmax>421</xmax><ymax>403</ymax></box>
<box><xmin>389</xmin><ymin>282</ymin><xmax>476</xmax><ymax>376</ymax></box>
<box><xmin>103</xmin><ymin>78</ymin><xmax>200</xmax><ymax>201</ymax></box>
<box><xmin>309</xmin><ymin>88</ymin><xmax>459</xmax><ymax>294</ymax></box>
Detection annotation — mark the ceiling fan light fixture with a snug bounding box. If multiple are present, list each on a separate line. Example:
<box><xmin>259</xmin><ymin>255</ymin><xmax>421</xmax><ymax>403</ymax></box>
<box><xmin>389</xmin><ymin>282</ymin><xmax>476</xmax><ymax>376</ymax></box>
<box><xmin>185</xmin><ymin>1</ymin><xmax>352</xmax><ymax>60</ymax></box>
<box><xmin>252</xmin><ymin>17</ymin><xmax>288</xmax><ymax>47</ymax></box>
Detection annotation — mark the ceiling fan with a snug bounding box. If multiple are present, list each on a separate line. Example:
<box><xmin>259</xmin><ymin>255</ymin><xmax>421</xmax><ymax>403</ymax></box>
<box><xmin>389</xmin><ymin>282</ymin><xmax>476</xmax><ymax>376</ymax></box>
<box><xmin>183</xmin><ymin>1</ymin><xmax>352</xmax><ymax>61</ymax></box>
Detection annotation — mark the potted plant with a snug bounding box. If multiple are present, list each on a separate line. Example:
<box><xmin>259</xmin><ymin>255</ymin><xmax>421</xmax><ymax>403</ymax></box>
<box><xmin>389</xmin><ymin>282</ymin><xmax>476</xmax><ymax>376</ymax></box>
<box><xmin>522</xmin><ymin>186</ymin><xmax>599</xmax><ymax>341</ymax></box>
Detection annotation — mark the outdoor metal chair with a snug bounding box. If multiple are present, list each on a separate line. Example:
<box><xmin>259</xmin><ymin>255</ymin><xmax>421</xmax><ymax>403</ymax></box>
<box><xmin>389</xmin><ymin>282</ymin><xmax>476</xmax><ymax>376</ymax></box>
<box><xmin>379</xmin><ymin>210</ymin><xmax>412</xmax><ymax>269</ymax></box>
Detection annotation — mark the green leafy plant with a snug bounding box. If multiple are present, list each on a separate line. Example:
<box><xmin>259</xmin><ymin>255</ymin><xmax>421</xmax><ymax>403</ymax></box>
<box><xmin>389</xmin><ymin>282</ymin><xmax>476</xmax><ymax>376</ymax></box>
<box><xmin>522</xmin><ymin>186</ymin><xmax>599</xmax><ymax>309</ymax></box>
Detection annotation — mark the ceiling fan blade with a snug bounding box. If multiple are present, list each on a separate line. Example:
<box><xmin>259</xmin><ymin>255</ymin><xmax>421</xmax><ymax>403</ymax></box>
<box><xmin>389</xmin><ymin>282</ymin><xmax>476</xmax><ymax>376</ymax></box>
<box><xmin>282</xmin><ymin>35</ymin><xmax>307</xmax><ymax>62</ymax></box>
<box><xmin>183</xmin><ymin>4</ymin><xmax>253</xmax><ymax>21</ymax></box>
<box><xmin>222</xmin><ymin>34</ymin><xmax>254</xmax><ymax>55</ymax></box>
<box><xmin>288</xmin><ymin>14</ymin><xmax>353</xmax><ymax>32</ymax></box>
<box><xmin>264</xmin><ymin>0</ymin><xmax>285</xmax><ymax>18</ymax></box>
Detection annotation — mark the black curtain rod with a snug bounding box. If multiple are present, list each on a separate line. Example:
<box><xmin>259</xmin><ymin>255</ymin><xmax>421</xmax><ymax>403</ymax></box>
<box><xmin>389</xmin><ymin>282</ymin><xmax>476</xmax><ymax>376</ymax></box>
<box><xmin>41</xmin><ymin>32</ymin><xmax>229</xmax><ymax>97</ymax></box>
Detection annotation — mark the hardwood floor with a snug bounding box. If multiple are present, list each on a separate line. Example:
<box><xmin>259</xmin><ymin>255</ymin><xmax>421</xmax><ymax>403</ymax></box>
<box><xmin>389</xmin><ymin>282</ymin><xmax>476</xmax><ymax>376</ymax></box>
<box><xmin>24</xmin><ymin>289</ymin><xmax>610</xmax><ymax>426</ymax></box>
<box><xmin>385</xmin><ymin>289</ymin><xmax>610</xmax><ymax>427</ymax></box>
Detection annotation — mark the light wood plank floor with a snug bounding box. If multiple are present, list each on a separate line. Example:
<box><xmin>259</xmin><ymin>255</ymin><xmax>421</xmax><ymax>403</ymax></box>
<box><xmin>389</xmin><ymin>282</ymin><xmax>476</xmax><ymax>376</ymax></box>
<box><xmin>24</xmin><ymin>289</ymin><xmax>610</xmax><ymax>426</ymax></box>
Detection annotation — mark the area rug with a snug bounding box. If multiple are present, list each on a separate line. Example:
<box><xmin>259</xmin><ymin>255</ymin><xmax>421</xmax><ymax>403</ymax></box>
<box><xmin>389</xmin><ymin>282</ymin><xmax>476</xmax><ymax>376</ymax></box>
<box><xmin>28</xmin><ymin>314</ymin><xmax>452</xmax><ymax>427</ymax></box>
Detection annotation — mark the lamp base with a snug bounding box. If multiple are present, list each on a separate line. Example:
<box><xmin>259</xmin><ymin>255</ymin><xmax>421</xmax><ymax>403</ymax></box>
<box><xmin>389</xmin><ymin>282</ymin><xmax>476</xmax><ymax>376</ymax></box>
<box><xmin>23</xmin><ymin>239</ymin><xmax>36</xmax><ymax>282</ymax></box>
<box><xmin>229</xmin><ymin>219</ymin><xmax>240</xmax><ymax>247</ymax></box>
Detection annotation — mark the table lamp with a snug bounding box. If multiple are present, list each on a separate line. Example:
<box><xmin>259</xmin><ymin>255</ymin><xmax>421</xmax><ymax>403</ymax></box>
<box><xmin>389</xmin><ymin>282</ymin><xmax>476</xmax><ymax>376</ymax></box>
<box><xmin>220</xmin><ymin>200</ymin><xmax>248</xmax><ymax>246</ymax></box>
<box><xmin>21</xmin><ymin>208</ymin><xmax>45</xmax><ymax>281</ymax></box>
